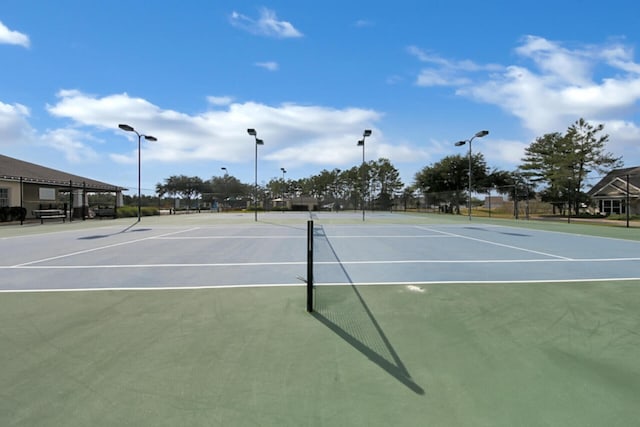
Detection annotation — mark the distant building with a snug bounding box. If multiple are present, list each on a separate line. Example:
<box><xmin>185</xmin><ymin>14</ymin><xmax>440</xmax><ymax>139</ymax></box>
<box><xmin>587</xmin><ymin>166</ymin><xmax>640</xmax><ymax>215</ymax></box>
<box><xmin>288</xmin><ymin>197</ymin><xmax>318</xmax><ymax>211</ymax></box>
<box><xmin>0</xmin><ymin>154</ymin><xmax>125</xmax><ymax>220</ymax></box>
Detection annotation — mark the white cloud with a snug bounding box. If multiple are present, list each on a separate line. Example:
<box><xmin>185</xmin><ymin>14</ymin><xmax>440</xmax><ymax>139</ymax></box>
<box><xmin>408</xmin><ymin>45</ymin><xmax>502</xmax><ymax>87</ymax></box>
<box><xmin>230</xmin><ymin>8</ymin><xmax>303</xmax><ymax>38</ymax></box>
<box><xmin>408</xmin><ymin>37</ymin><xmax>640</xmax><ymax>170</ymax></box>
<box><xmin>354</xmin><ymin>19</ymin><xmax>374</xmax><ymax>28</ymax></box>
<box><xmin>481</xmin><ymin>139</ymin><xmax>530</xmax><ymax>169</ymax></box>
<box><xmin>255</xmin><ymin>61</ymin><xmax>279</xmax><ymax>71</ymax></box>
<box><xmin>40</xmin><ymin>128</ymin><xmax>99</xmax><ymax>163</ymax></box>
<box><xmin>47</xmin><ymin>90</ymin><xmax>165</xmax><ymax>130</ymax></box>
<box><xmin>599</xmin><ymin>44</ymin><xmax>640</xmax><ymax>74</ymax></box>
<box><xmin>207</xmin><ymin>96</ymin><xmax>234</xmax><ymax>106</ymax></box>
<box><xmin>0</xmin><ymin>21</ymin><xmax>30</xmax><ymax>48</ymax></box>
<box><xmin>514</xmin><ymin>35</ymin><xmax>592</xmax><ymax>86</ymax></box>
<box><xmin>407</xmin><ymin>46</ymin><xmax>452</xmax><ymax>67</ymax></box>
<box><xmin>461</xmin><ymin>65</ymin><xmax>566</xmax><ymax>132</ymax></box>
<box><xmin>0</xmin><ymin>101</ymin><xmax>35</xmax><ymax>145</ymax></box>
<box><xmin>416</xmin><ymin>69</ymin><xmax>470</xmax><ymax>87</ymax></box>
<box><xmin>386</xmin><ymin>75</ymin><xmax>404</xmax><ymax>85</ymax></box>
<box><xmin>466</xmin><ymin>38</ymin><xmax>640</xmax><ymax>168</ymax></box>
<box><xmin>45</xmin><ymin>90</ymin><xmax>385</xmax><ymax>170</ymax></box>
<box><xmin>408</xmin><ymin>45</ymin><xmax>502</xmax><ymax>72</ymax></box>
<box><xmin>597</xmin><ymin>119</ymin><xmax>640</xmax><ymax>160</ymax></box>
<box><xmin>412</xmin><ymin>36</ymin><xmax>640</xmax><ymax>140</ymax></box>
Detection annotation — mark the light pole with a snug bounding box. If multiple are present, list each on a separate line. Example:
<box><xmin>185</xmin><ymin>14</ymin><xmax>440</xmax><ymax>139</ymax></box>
<box><xmin>280</xmin><ymin>167</ymin><xmax>287</xmax><ymax>209</ymax></box>
<box><xmin>247</xmin><ymin>129</ymin><xmax>264</xmax><ymax>221</ymax></box>
<box><xmin>357</xmin><ymin>129</ymin><xmax>372</xmax><ymax>221</ymax></box>
<box><xmin>332</xmin><ymin>168</ymin><xmax>341</xmax><ymax>211</ymax></box>
<box><xmin>221</xmin><ymin>167</ymin><xmax>228</xmax><ymax>211</ymax></box>
<box><xmin>118</xmin><ymin>124</ymin><xmax>157</xmax><ymax>222</ymax></box>
<box><xmin>454</xmin><ymin>130</ymin><xmax>489</xmax><ymax>220</ymax></box>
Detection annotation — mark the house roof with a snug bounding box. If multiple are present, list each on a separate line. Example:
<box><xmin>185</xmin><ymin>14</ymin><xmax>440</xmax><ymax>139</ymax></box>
<box><xmin>0</xmin><ymin>154</ymin><xmax>126</xmax><ymax>192</ymax></box>
<box><xmin>587</xmin><ymin>166</ymin><xmax>640</xmax><ymax>198</ymax></box>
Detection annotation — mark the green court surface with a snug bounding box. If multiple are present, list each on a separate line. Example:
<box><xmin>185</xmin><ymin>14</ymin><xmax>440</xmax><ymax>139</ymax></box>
<box><xmin>2</xmin><ymin>281</ymin><xmax>640</xmax><ymax>426</ymax></box>
<box><xmin>1</xmin><ymin>212</ymin><xmax>640</xmax><ymax>426</ymax></box>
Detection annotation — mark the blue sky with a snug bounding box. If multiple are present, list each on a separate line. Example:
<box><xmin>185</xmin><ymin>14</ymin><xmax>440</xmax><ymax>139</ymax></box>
<box><xmin>2</xmin><ymin>0</ymin><xmax>640</xmax><ymax>194</ymax></box>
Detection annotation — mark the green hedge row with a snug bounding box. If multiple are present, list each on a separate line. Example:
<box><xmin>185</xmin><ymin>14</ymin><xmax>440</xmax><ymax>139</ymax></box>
<box><xmin>116</xmin><ymin>206</ymin><xmax>160</xmax><ymax>218</ymax></box>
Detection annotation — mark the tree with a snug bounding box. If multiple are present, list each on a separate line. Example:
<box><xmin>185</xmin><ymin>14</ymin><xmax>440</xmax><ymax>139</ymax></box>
<box><xmin>398</xmin><ymin>185</ymin><xmax>420</xmax><ymax>211</ymax></box>
<box><xmin>414</xmin><ymin>154</ymin><xmax>489</xmax><ymax>213</ymax></box>
<box><xmin>520</xmin><ymin>118</ymin><xmax>622</xmax><ymax>215</ymax></box>
<box><xmin>158</xmin><ymin>175</ymin><xmax>205</xmax><ymax>209</ymax></box>
<box><xmin>339</xmin><ymin>166</ymin><xmax>362</xmax><ymax>210</ymax></box>
<box><xmin>152</xmin><ymin>157</ymin><xmax>405</xmax><ymax>213</ymax></box>
<box><xmin>368</xmin><ymin>158</ymin><xmax>403</xmax><ymax>210</ymax></box>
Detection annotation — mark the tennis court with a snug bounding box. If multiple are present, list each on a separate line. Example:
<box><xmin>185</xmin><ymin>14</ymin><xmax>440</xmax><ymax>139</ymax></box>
<box><xmin>1</xmin><ymin>212</ymin><xmax>640</xmax><ymax>426</ymax></box>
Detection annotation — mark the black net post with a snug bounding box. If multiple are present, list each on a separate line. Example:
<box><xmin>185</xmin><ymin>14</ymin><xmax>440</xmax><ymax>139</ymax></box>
<box><xmin>306</xmin><ymin>220</ymin><xmax>314</xmax><ymax>312</ymax></box>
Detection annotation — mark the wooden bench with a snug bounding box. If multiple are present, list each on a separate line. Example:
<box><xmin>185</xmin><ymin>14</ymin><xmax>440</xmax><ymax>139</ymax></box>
<box><xmin>33</xmin><ymin>209</ymin><xmax>66</xmax><ymax>224</ymax></box>
<box><xmin>40</xmin><ymin>214</ymin><xmax>66</xmax><ymax>224</ymax></box>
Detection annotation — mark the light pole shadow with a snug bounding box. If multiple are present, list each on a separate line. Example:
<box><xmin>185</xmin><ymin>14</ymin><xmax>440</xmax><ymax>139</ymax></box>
<box><xmin>77</xmin><ymin>222</ymin><xmax>151</xmax><ymax>240</ymax></box>
<box><xmin>312</xmin><ymin>225</ymin><xmax>425</xmax><ymax>395</ymax></box>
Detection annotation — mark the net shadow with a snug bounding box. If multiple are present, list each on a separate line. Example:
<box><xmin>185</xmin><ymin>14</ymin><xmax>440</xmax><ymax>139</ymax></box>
<box><xmin>312</xmin><ymin>225</ymin><xmax>424</xmax><ymax>395</ymax></box>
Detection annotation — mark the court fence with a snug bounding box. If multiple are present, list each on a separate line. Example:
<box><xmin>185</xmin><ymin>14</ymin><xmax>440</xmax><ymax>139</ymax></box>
<box><xmin>395</xmin><ymin>185</ymin><xmax>603</xmax><ymax>220</ymax></box>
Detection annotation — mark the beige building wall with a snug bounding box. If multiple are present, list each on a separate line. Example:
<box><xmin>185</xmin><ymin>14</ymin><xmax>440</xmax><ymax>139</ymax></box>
<box><xmin>0</xmin><ymin>180</ymin><xmax>21</xmax><ymax>206</ymax></box>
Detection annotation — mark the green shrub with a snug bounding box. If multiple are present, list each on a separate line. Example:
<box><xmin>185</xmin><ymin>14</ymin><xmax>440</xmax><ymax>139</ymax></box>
<box><xmin>116</xmin><ymin>206</ymin><xmax>159</xmax><ymax>218</ymax></box>
<box><xmin>607</xmin><ymin>214</ymin><xmax>640</xmax><ymax>221</ymax></box>
<box><xmin>0</xmin><ymin>206</ymin><xmax>27</xmax><ymax>222</ymax></box>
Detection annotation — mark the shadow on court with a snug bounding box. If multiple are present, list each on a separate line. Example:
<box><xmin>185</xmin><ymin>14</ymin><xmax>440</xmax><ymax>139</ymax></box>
<box><xmin>463</xmin><ymin>226</ymin><xmax>531</xmax><ymax>237</ymax></box>
<box><xmin>312</xmin><ymin>225</ymin><xmax>424</xmax><ymax>395</ymax></box>
<box><xmin>77</xmin><ymin>221</ymin><xmax>152</xmax><ymax>240</ymax></box>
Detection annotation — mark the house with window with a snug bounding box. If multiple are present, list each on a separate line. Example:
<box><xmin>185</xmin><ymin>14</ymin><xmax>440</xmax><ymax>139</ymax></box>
<box><xmin>0</xmin><ymin>154</ymin><xmax>125</xmax><ymax>221</ymax></box>
<box><xmin>587</xmin><ymin>166</ymin><xmax>640</xmax><ymax>215</ymax></box>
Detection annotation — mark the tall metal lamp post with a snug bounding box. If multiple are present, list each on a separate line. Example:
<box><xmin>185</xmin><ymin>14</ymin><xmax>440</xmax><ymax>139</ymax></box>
<box><xmin>221</xmin><ymin>167</ymin><xmax>228</xmax><ymax>211</ymax></box>
<box><xmin>357</xmin><ymin>129</ymin><xmax>372</xmax><ymax>221</ymax></box>
<box><xmin>280</xmin><ymin>167</ymin><xmax>287</xmax><ymax>208</ymax></box>
<box><xmin>454</xmin><ymin>130</ymin><xmax>489</xmax><ymax>220</ymax></box>
<box><xmin>118</xmin><ymin>124</ymin><xmax>157</xmax><ymax>222</ymax></box>
<box><xmin>247</xmin><ymin>129</ymin><xmax>264</xmax><ymax>221</ymax></box>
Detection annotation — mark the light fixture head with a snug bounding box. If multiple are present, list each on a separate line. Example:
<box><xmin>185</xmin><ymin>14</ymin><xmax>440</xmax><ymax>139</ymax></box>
<box><xmin>363</xmin><ymin>129</ymin><xmax>372</xmax><ymax>137</ymax></box>
<box><xmin>247</xmin><ymin>128</ymin><xmax>257</xmax><ymax>136</ymax></box>
<box><xmin>144</xmin><ymin>135</ymin><xmax>158</xmax><ymax>142</ymax></box>
<box><xmin>455</xmin><ymin>140</ymin><xmax>466</xmax><ymax>147</ymax></box>
<box><xmin>281</xmin><ymin>168</ymin><xmax>286</xmax><ymax>173</ymax></box>
<box><xmin>357</xmin><ymin>139</ymin><xmax>364</xmax><ymax>146</ymax></box>
<box><xmin>119</xmin><ymin>124</ymin><xmax>134</xmax><ymax>132</ymax></box>
<box><xmin>256</xmin><ymin>138</ymin><xmax>264</xmax><ymax>145</ymax></box>
<box><xmin>475</xmin><ymin>130</ymin><xmax>489</xmax><ymax>138</ymax></box>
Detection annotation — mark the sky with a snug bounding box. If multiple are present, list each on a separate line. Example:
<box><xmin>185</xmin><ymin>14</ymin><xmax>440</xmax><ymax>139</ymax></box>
<box><xmin>2</xmin><ymin>0</ymin><xmax>640</xmax><ymax>195</ymax></box>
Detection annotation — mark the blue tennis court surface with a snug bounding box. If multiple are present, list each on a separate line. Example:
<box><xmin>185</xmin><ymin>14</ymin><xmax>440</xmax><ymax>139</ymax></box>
<box><xmin>2</xmin><ymin>213</ymin><xmax>640</xmax><ymax>427</ymax></box>
<box><xmin>2</xmin><ymin>213</ymin><xmax>638</xmax><ymax>292</ymax></box>
<box><xmin>312</xmin><ymin>223</ymin><xmax>640</xmax><ymax>285</ymax></box>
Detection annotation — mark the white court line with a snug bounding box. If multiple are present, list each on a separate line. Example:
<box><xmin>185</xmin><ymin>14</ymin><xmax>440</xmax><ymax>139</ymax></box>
<box><xmin>316</xmin><ymin>257</ymin><xmax>640</xmax><ymax>264</ymax></box>
<box><xmin>315</xmin><ymin>277</ymin><xmax>640</xmax><ymax>286</ymax></box>
<box><xmin>416</xmin><ymin>225</ymin><xmax>573</xmax><ymax>260</ymax></box>
<box><xmin>157</xmin><ymin>235</ymin><xmax>305</xmax><ymax>239</ymax></box>
<box><xmin>314</xmin><ymin>234</ymin><xmax>453</xmax><ymax>238</ymax></box>
<box><xmin>2</xmin><ymin>277</ymin><xmax>640</xmax><ymax>293</ymax></box>
<box><xmin>4</xmin><ymin>261</ymin><xmax>306</xmax><ymax>269</ymax></box>
<box><xmin>11</xmin><ymin>228</ymin><xmax>200</xmax><ymax>267</ymax></box>
<box><xmin>157</xmin><ymin>235</ymin><xmax>450</xmax><ymax>239</ymax></box>
<box><xmin>3</xmin><ymin>256</ymin><xmax>639</xmax><ymax>270</ymax></box>
<box><xmin>0</xmin><ymin>283</ymin><xmax>306</xmax><ymax>293</ymax></box>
